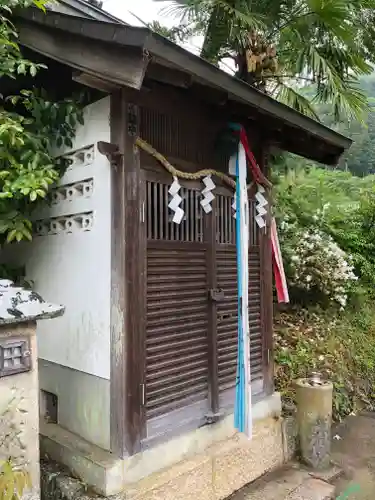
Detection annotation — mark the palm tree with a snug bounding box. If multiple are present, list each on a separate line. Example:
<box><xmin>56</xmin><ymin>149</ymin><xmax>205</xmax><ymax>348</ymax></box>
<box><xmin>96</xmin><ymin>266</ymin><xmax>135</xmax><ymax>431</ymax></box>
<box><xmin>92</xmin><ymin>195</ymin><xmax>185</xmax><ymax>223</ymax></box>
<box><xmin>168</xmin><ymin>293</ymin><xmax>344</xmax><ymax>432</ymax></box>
<box><xmin>161</xmin><ymin>0</ymin><xmax>375</xmax><ymax>121</ymax></box>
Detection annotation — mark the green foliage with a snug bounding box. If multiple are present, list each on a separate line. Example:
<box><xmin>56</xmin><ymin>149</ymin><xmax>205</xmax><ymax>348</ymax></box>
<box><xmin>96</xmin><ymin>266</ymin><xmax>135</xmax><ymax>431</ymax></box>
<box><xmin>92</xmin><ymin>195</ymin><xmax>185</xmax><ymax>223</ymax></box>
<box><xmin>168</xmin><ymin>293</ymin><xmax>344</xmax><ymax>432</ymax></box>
<box><xmin>166</xmin><ymin>0</ymin><xmax>375</xmax><ymax>120</ymax></box>
<box><xmin>0</xmin><ymin>0</ymin><xmax>84</xmax><ymax>246</ymax></box>
<box><xmin>328</xmin><ymin>196</ymin><xmax>375</xmax><ymax>294</ymax></box>
<box><xmin>274</xmin><ymin>167</ymin><xmax>375</xmax><ymax>302</ymax></box>
<box><xmin>295</xmin><ymin>72</ymin><xmax>375</xmax><ymax>178</ymax></box>
<box><xmin>274</xmin><ymin>166</ymin><xmax>375</xmax><ymax>420</ymax></box>
<box><xmin>0</xmin><ymin>0</ymin><xmax>47</xmax><ymax>80</ymax></box>
<box><xmin>275</xmin><ymin>306</ymin><xmax>375</xmax><ymax>421</ymax></box>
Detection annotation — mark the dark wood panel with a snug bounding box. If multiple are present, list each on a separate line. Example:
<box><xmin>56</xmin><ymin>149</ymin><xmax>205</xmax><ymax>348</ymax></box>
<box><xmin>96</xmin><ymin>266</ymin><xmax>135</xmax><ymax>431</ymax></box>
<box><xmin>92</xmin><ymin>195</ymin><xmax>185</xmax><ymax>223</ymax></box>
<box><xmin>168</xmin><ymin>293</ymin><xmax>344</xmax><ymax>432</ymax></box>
<box><xmin>139</xmin><ymin>96</ymin><xmax>227</xmax><ymax>170</ymax></box>
<box><xmin>146</xmin><ymin>246</ymin><xmax>209</xmax><ymax>419</ymax></box>
<box><xmin>216</xmin><ymin>246</ymin><xmax>264</xmax><ymax>397</ymax></box>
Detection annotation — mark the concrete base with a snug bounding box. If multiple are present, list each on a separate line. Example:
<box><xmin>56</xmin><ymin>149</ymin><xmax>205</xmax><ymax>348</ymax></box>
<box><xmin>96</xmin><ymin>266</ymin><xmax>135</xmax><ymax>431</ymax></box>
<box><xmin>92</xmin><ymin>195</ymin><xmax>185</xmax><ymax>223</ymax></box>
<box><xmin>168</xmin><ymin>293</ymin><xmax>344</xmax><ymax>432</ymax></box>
<box><xmin>39</xmin><ymin>359</ymin><xmax>110</xmax><ymax>451</ymax></box>
<box><xmin>40</xmin><ymin>393</ymin><xmax>288</xmax><ymax>499</ymax></box>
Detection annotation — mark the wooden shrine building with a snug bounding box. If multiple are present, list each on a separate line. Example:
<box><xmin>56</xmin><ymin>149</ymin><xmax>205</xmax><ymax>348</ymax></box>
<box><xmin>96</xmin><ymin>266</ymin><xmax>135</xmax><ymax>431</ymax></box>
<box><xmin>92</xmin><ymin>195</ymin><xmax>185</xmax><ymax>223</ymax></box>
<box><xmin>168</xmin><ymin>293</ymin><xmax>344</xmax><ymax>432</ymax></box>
<box><xmin>2</xmin><ymin>3</ymin><xmax>352</xmax><ymax>498</ymax></box>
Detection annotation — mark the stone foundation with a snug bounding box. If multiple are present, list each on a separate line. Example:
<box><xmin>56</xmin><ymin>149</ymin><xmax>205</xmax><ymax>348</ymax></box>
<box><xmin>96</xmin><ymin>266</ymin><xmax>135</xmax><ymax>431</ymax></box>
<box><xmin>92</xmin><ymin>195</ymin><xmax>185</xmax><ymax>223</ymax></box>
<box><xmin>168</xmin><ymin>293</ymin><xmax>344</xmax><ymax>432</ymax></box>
<box><xmin>40</xmin><ymin>393</ymin><xmax>295</xmax><ymax>499</ymax></box>
<box><xmin>126</xmin><ymin>416</ymin><xmax>284</xmax><ymax>500</ymax></box>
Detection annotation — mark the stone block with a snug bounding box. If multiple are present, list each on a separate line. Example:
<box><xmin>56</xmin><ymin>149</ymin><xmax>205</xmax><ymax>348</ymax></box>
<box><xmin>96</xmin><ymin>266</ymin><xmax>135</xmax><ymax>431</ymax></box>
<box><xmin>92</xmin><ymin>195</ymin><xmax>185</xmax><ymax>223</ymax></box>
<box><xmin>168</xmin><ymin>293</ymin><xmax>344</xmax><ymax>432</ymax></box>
<box><xmin>127</xmin><ymin>457</ymin><xmax>213</xmax><ymax>500</ymax></box>
<box><xmin>286</xmin><ymin>478</ymin><xmax>335</xmax><ymax>500</ymax></box>
<box><xmin>212</xmin><ymin>418</ymin><xmax>284</xmax><ymax>499</ymax></box>
<box><xmin>0</xmin><ymin>323</ymin><xmax>40</xmax><ymax>499</ymax></box>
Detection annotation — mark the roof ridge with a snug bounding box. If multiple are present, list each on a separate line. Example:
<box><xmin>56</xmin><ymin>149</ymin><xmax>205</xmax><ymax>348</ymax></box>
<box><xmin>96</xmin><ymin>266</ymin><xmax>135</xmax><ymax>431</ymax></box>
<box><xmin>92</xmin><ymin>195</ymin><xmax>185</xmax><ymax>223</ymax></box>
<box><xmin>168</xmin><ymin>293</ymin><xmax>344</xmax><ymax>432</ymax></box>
<box><xmin>48</xmin><ymin>0</ymin><xmax>126</xmax><ymax>24</ymax></box>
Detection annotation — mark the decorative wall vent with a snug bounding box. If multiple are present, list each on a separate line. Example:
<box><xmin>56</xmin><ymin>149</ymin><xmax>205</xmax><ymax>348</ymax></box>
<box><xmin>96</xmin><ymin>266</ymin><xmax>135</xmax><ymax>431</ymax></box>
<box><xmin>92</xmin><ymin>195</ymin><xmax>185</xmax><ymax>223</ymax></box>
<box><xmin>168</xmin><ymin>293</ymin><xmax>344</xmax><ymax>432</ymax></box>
<box><xmin>0</xmin><ymin>338</ymin><xmax>31</xmax><ymax>377</ymax></box>
<box><xmin>62</xmin><ymin>144</ymin><xmax>95</xmax><ymax>170</ymax></box>
<box><xmin>35</xmin><ymin>212</ymin><xmax>94</xmax><ymax>236</ymax></box>
<box><xmin>50</xmin><ymin>178</ymin><xmax>94</xmax><ymax>204</ymax></box>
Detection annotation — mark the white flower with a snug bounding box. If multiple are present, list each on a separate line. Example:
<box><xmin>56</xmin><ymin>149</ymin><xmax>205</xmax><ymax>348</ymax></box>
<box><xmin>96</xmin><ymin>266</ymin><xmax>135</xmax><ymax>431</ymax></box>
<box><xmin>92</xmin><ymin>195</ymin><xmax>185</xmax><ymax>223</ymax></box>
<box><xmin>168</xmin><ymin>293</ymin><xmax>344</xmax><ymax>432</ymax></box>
<box><xmin>287</xmin><ymin>226</ymin><xmax>354</xmax><ymax>307</ymax></box>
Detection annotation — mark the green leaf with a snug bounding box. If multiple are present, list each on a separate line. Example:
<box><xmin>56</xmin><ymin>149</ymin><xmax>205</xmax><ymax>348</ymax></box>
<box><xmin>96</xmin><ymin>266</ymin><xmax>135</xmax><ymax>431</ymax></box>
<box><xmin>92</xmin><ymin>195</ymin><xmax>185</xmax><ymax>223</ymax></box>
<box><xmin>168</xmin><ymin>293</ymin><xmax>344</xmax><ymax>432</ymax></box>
<box><xmin>64</xmin><ymin>137</ymin><xmax>73</xmax><ymax>148</ymax></box>
<box><xmin>29</xmin><ymin>191</ymin><xmax>37</xmax><ymax>202</ymax></box>
<box><xmin>21</xmin><ymin>227</ymin><xmax>32</xmax><ymax>241</ymax></box>
<box><xmin>0</xmin><ymin>221</ymin><xmax>10</xmax><ymax>234</ymax></box>
<box><xmin>17</xmin><ymin>63</ymin><xmax>26</xmax><ymax>74</ymax></box>
<box><xmin>30</xmin><ymin>64</ymin><xmax>37</xmax><ymax>77</ymax></box>
<box><xmin>6</xmin><ymin>229</ymin><xmax>17</xmax><ymax>243</ymax></box>
<box><xmin>33</xmin><ymin>0</ymin><xmax>47</xmax><ymax>12</ymax></box>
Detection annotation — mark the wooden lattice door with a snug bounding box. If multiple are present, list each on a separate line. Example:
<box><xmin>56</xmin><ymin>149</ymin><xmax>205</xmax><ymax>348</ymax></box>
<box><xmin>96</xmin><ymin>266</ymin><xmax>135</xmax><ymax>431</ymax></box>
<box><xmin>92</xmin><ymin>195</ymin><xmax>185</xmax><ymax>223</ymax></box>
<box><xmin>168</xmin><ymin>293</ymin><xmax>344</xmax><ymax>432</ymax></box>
<box><xmin>144</xmin><ymin>172</ymin><xmax>265</xmax><ymax>441</ymax></box>
<box><xmin>145</xmin><ymin>172</ymin><xmax>211</xmax><ymax>437</ymax></box>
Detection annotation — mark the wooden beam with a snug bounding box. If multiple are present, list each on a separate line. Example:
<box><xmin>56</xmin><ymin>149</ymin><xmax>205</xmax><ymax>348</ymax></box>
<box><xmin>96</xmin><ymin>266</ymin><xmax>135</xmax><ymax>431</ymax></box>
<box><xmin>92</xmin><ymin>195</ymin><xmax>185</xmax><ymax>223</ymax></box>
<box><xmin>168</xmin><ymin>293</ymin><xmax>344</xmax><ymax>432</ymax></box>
<box><xmin>18</xmin><ymin>20</ymin><xmax>148</xmax><ymax>90</ymax></box>
<box><xmin>145</xmin><ymin>62</ymin><xmax>192</xmax><ymax>89</ymax></box>
<box><xmin>109</xmin><ymin>92</ymin><xmax>145</xmax><ymax>457</ymax></box>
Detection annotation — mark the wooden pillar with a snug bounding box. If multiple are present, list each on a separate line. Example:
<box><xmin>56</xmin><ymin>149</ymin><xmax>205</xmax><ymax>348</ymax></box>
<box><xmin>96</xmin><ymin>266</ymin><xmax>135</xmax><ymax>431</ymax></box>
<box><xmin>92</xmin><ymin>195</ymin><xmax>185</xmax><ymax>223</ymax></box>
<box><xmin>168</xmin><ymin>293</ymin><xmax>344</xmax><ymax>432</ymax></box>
<box><xmin>109</xmin><ymin>90</ymin><xmax>146</xmax><ymax>457</ymax></box>
<box><xmin>259</xmin><ymin>144</ymin><xmax>274</xmax><ymax>396</ymax></box>
<box><xmin>205</xmin><ymin>202</ymin><xmax>219</xmax><ymax>417</ymax></box>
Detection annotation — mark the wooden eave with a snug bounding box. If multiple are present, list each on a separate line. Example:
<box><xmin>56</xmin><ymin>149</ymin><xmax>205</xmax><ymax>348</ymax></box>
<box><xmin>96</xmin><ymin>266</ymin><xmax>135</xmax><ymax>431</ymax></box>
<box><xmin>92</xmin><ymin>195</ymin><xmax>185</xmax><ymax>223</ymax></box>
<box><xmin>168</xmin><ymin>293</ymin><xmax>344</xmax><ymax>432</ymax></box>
<box><xmin>16</xmin><ymin>8</ymin><xmax>352</xmax><ymax>165</ymax></box>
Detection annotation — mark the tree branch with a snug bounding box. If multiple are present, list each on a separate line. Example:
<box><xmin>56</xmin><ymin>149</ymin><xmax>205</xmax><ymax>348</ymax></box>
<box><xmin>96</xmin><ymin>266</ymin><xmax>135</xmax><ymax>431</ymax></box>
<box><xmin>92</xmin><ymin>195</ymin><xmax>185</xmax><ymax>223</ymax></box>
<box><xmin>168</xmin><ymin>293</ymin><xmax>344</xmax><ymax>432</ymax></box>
<box><xmin>263</xmin><ymin>74</ymin><xmax>316</xmax><ymax>83</ymax></box>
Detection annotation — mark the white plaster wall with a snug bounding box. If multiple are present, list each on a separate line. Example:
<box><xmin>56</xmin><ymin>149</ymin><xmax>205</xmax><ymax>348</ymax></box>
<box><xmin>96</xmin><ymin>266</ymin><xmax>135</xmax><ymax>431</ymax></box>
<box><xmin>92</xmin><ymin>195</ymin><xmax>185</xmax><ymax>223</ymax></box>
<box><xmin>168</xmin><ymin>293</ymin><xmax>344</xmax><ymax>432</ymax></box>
<box><xmin>2</xmin><ymin>97</ymin><xmax>111</xmax><ymax>380</ymax></box>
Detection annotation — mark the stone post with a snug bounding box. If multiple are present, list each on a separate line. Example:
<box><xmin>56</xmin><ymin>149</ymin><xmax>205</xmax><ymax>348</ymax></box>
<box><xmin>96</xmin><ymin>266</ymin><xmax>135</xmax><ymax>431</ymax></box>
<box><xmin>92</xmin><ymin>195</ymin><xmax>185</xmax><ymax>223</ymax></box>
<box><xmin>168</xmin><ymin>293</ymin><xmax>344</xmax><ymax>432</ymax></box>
<box><xmin>0</xmin><ymin>280</ymin><xmax>64</xmax><ymax>499</ymax></box>
<box><xmin>296</xmin><ymin>374</ymin><xmax>333</xmax><ymax>470</ymax></box>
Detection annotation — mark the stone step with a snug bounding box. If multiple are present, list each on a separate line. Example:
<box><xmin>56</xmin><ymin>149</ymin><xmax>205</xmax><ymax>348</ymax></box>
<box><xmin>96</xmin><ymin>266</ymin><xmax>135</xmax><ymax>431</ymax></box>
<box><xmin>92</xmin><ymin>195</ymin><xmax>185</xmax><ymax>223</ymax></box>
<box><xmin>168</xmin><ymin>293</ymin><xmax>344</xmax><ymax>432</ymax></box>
<box><xmin>230</xmin><ymin>464</ymin><xmax>341</xmax><ymax>500</ymax></box>
<box><xmin>285</xmin><ymin>478</ymin><xmax>335</xmax><ymax>500</ymax></box>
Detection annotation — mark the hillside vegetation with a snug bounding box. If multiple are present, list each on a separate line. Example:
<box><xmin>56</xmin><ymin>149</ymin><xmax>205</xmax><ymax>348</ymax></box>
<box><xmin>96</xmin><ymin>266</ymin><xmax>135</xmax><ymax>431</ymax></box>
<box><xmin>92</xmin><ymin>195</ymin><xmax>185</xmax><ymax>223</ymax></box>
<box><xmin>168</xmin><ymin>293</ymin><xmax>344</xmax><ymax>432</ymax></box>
<box><xmin>273</xmin><ymin>165</ymin><xmax>375</xmax><ymax>419</ymax></box>
<box><xmin>273</xmin><ymin>76</ymin><xmax>375</xmax><ymax>421</ymax></box>
<box><xmin>302</xmin><ymin>73</ymin><xmax>375</xmax><ymax>177</ymax></box>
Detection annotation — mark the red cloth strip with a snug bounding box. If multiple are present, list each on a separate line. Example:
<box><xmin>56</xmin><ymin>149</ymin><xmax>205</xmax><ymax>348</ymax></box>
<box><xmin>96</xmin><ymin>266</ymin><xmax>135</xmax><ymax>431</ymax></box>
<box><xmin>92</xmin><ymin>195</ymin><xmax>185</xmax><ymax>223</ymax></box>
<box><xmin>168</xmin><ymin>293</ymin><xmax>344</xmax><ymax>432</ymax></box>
<box><xmin>239</xmin><ymin>128</ymin><xmax>272</xmax><ymax>188</ymax></box>
<box><xmin>271</xmin><ymin>217</ymin><xmax>289</xmax><ymax>303</ymax></box>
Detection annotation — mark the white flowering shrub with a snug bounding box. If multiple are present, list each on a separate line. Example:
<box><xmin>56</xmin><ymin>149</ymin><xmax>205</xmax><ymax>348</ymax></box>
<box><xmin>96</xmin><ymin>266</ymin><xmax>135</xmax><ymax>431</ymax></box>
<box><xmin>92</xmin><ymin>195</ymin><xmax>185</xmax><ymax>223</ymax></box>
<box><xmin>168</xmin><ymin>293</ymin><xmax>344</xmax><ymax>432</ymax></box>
<box><xmin>279</xmin><ymin>212</ymin><xmax>358</xmax><ymax>308</ymax></box>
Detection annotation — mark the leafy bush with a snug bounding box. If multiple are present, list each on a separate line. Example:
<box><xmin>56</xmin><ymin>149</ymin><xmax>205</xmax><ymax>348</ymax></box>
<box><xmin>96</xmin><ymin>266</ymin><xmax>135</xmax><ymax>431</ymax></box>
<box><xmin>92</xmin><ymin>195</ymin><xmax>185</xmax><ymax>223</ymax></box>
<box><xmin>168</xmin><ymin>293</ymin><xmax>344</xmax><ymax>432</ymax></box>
<box><xmin>274</xmin><ymin>166</ymin><xmax>375</xmax><ymax>307</ymax></box>
<box><xmin>273</xmin><ymin>165</ymin><xmax>375</xmax><ymax>420</ymax></box>
<box><xmin>0</xmin><ymin>1</ymin><xmax>84</xmax><ymax>246</ymax></box>
<box><xmin>327</xmin><ymin>196</ymin><xmax>375</xmax><ymax>295</ymax></box>
<box><xmin>275</xmin><ymin>306</ymin><xmax>375</xmax><ymax>421</ymax></box>
<box><xmin>0</xmin><ymin>91</ymin><xmax>84</xmax><ymax>243</ymax></box>
<box><xmin>280</xmin><ymin>216</ymin><xmax>357</xmax><ymax>307</ymax></box>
